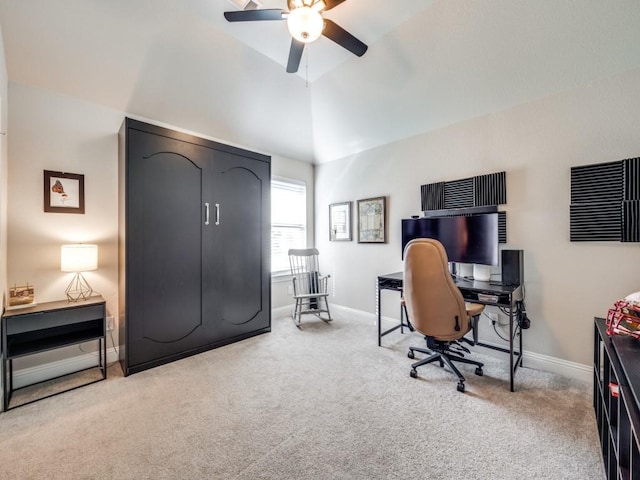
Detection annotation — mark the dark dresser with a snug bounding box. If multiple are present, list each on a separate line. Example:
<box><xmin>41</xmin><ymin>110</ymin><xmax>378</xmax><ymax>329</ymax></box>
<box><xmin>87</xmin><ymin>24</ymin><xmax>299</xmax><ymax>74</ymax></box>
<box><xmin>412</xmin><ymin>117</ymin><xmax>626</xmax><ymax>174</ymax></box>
<box><xmin>594</xmin><ymin>317</ymin><xmax>640</xmax><ymax>479</ymax></box>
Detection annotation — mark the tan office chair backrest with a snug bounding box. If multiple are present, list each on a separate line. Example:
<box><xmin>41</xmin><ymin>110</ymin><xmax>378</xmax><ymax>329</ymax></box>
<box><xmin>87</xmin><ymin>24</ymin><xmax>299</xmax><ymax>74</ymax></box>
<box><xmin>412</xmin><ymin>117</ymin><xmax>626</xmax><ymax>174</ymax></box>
<box><xmin>403</xmin><ymin>238</ymin><xmax>471</xmax><ymax>341</ymax></box>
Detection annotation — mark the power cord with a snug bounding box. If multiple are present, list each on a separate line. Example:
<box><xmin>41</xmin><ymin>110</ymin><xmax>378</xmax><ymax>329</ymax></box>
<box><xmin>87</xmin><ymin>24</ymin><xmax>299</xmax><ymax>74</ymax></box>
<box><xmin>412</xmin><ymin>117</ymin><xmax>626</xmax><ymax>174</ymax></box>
<box><xmin>516</xmin><ymin>301</ymin><xmax>531</xmax><ymax>329</ymax></box>
<box><xmin>481</xmin><ymin>310</ymin><xmax>510</xmax><ymax>342</ymax></box>
<box><xmin>492</xmin><ymin>319</ymin><xmax>510</xmax><ymax>342</ymax></box>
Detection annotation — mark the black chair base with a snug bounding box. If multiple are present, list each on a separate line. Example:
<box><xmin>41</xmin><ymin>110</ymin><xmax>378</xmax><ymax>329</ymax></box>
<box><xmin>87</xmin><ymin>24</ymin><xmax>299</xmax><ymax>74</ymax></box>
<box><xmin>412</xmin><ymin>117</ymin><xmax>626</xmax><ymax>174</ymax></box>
<box><xmin>408</xmin><ymin>338</ymin><xmax>484</xmax><ymax>393</ymax></box>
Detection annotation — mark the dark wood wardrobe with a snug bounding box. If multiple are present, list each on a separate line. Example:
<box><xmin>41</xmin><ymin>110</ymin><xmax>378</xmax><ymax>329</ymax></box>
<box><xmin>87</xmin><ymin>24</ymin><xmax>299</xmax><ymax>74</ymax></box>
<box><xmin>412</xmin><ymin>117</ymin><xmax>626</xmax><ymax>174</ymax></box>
<box><xmin>118</xmin><ymin>118</ymin><xmax>271</xmax><ymax>375</ymax></box>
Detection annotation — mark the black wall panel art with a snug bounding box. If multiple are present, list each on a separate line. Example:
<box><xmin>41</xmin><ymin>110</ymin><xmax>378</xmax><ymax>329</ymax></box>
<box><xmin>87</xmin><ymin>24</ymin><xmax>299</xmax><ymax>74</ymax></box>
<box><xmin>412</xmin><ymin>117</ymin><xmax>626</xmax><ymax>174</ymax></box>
<box><xmin>420</xmin><ymin>171</ymin><xmax>508</xmax><ymax>243</ymax></box>
<box><xmin>570</xmin><ymin>157</ymin><xmax>640</xmax><ymax>242</ymax></box>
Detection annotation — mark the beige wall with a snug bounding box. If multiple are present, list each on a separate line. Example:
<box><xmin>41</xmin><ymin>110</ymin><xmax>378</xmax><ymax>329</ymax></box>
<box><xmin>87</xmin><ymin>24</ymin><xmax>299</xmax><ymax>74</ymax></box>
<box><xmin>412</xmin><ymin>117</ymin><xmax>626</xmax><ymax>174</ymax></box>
<box><xmin>8</xmin><ymin>83</ymin><xmax>122</xmax><ymax>320</ymax></box>
<box><xmin>314</xmin><ymin>68</ymin><xmax>640</xmax><ymax>368</ymax></box>
<box><xmin>0</xmin><ymin>26</ymin><xmax>8</xmax><ymax>311</ymax></box>
<box><xmin>0</xmin><ymin>27</ymin><xmax>6</xmax><ymax>401</ymax></box>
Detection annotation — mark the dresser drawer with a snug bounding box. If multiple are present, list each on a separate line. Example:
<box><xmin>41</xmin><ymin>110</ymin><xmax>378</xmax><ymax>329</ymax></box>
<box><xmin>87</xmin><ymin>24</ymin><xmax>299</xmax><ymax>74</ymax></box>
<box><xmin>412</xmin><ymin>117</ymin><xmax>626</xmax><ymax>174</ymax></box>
<box><xmin>5</xmin><ymin>304</ymin><xmax>104</xmax><ymax>335</ymax></box>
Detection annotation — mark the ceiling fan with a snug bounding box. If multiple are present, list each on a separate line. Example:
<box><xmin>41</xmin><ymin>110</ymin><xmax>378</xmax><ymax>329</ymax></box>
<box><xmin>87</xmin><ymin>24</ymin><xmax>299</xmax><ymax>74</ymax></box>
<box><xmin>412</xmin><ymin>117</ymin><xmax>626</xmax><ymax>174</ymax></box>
<box><xmin>224</xmin><ymin>0</ymin><xmax>368</xmax><ymax>73</ymax></box>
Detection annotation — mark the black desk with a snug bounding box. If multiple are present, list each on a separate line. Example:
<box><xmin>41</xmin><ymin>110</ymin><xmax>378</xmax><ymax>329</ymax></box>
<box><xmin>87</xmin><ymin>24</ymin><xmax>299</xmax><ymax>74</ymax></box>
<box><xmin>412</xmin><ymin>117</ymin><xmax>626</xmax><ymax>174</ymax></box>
<box><xmin>376</xmin><ymin>272</ymin><xmax>524</xmax><ymax>392</ymax></box>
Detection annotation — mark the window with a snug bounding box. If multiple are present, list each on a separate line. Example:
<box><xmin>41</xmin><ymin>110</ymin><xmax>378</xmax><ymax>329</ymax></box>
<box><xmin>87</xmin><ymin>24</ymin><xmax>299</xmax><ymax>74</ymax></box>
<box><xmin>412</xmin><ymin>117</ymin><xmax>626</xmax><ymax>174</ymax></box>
<box><xmin>271</xmin><ymin>178</ymin><xmax>306</xmax><ymax>274</ymax></box>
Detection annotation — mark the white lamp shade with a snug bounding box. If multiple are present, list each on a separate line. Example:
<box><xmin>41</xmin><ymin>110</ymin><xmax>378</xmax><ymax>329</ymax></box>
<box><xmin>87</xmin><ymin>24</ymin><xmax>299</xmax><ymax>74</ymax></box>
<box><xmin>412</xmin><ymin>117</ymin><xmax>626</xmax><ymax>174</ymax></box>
<box><xmin>287</xmin><ymin>6</ymin><xmax>323</xmax><ymax>43</ymax></box>
<box><xmin>61</xmin><ymin>244</ymin><xmax>98</xmax><ymax>272</ymax></box>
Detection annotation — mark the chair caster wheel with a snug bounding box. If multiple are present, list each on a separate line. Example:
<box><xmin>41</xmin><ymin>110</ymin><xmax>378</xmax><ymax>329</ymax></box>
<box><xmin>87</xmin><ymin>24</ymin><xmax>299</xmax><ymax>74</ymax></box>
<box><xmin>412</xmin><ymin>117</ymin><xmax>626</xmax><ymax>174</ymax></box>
<box><xmin>408</xmin><ymin>351</ymin><xmax>415</xmax><ymax>359</ymax></box>
<box><xmin>457</xmin><ymin>382</ymin><xmax>466</xmax><ymax>393</ymax></box>
<box><xmin>475</xmin><ymin>367</ymin><xmax>483</xmax><ymax>376</ymax></box>
<box><xmin>410</xmin><ymin>369</ymin><xmax>418</xmax><ymax>378</ymax></box>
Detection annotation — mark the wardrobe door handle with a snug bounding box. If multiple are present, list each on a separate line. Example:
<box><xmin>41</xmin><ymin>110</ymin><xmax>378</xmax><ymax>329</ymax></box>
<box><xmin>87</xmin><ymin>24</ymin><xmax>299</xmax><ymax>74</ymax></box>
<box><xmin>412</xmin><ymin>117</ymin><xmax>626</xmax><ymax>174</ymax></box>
<box><xmin>215</xmin><ymin>203</ymin><xmax>220</xmax><ymax>226</ymax></box>
<box><xmin>204</xmin><ymin>203</ymin><xmax>210</xmax><ymax>226</ymax></box>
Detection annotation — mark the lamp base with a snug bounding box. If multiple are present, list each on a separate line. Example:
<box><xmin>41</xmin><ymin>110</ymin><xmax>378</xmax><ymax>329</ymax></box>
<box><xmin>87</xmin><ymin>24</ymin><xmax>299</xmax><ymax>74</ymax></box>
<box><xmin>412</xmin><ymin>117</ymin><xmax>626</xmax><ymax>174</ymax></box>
<box><xmin>65</xmin><ymin>272</ymin><xmax>93</xmax><ymax>302</ymax></box>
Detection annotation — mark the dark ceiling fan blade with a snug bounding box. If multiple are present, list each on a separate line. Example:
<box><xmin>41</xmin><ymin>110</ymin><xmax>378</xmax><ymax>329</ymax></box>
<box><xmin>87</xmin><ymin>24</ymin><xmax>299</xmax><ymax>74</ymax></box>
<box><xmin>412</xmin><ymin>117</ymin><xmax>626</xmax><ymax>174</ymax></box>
<box><xmin>323</xmin><ymin>0</ymin><xmax>348</xmax><ymax>11</ymax></box>
<box><xmin>322</xmin><ymin>19</ymin><xmax>368</xmax><ymax>57</ymax></box>
<box><xmin>224</xmin><ymin>9</ymin><xmax>285</xmax><ymax>22</ymax></box>
<box><xmin>286</xmin><ymin>38</ymin><xmax>305</xmax><ymax>73</ymax></box>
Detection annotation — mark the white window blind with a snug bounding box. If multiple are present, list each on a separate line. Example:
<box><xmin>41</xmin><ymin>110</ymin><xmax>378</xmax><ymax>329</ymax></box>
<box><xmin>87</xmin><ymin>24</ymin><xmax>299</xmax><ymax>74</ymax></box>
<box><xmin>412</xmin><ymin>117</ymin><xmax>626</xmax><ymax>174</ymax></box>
<box><xmin>271</xmin><ymin>178</ymin><xmax>306</xmax><ymax>274</ymax></box>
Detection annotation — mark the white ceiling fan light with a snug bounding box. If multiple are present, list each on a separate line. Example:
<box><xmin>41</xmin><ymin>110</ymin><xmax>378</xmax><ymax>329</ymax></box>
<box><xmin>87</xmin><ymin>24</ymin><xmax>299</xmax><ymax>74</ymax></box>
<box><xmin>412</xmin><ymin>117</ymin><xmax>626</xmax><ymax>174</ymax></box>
<box><xmin>287</xmin><ymin>6</ymin><xmax>324</xmax><ymax>43</ymax></box>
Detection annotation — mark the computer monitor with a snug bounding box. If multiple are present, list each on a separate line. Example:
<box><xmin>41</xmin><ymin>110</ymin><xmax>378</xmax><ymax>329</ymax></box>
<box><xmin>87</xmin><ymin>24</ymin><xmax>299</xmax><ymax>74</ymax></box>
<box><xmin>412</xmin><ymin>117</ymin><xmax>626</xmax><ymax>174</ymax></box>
<box><xmin>401</xmin><ymin>213</ymin><xmax>499</xmax><ymax>266</ymax></box>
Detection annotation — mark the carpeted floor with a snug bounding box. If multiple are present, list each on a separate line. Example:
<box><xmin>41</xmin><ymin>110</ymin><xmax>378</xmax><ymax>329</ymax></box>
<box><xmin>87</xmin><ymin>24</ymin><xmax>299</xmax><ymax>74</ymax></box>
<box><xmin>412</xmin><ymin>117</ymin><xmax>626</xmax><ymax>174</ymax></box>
<box><xmin>0</xmin><ymin>309</ymin><xmax>604</xmax><ymax>479</ymax></box>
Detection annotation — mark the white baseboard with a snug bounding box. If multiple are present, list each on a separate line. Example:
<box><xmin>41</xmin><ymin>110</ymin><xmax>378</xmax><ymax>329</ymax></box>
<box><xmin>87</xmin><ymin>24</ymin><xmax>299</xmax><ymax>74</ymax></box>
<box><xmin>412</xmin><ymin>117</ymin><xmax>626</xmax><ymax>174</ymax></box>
<box><xmin>326</xmin><ymin>304</ymin><xmax>593</xmax><ymax>383</ymax></box>
<box><xmin>272</xmin><ymin>305</ymin><xmax>292</xmax><ymax>318</ymax></box>
<box><xmin>518</xmin><ymin>349</ymin><xmax>592</xmax><ymax>383</ymax></box>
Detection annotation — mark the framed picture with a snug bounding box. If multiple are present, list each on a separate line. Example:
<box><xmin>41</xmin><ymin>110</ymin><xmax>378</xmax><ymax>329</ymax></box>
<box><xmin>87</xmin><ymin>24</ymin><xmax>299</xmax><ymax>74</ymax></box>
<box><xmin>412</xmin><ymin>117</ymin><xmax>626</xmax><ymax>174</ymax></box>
<box><xmin>329</xmin><ymin>201</ymin><xmax>352</xmax><ymax>241</ymax></box>
<box><xmin>44</xmin><ymin>170</ymin><xmax>85</xmax><ymax>214</ymax></box>
<box><xmin>8</xmin><ymin>283</ymin><xmax>35</xmax><ymax>308</ymax></box>
<box><xmin>357</xmin><ymin>196</ymin><xmax>386</xmax><ymax>243</ymax></box>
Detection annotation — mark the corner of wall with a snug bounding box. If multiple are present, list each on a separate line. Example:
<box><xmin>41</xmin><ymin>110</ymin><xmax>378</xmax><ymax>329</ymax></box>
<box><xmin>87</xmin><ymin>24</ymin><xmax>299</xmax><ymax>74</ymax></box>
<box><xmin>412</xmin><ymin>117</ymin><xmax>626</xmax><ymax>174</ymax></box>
<box><xmin>0</xmin><ymin>23</ymin><xmax>9</xmax><ymax>313</ymax></box>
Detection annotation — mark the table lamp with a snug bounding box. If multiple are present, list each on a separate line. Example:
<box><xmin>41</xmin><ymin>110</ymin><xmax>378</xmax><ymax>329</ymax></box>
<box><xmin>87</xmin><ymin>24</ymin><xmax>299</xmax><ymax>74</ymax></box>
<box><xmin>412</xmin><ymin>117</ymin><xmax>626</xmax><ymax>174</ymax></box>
<box><xmin>61</xmin><ymin>244</ymin><xmax>98</xmax><ymax>302</ymax></box>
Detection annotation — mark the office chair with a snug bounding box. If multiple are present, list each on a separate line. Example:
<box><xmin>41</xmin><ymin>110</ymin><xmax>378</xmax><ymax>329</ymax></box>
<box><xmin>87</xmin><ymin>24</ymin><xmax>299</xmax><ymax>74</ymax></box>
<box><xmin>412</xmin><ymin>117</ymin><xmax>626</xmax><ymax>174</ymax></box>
<box><xmin>288</xmin><ymin>248</ymin><xmax>332</xmax><ymax>328</ymax></box>
<box><xmin>403</xmin><ymin>238</ymin><xmax>485</xmax><ymax>393</ymax></box>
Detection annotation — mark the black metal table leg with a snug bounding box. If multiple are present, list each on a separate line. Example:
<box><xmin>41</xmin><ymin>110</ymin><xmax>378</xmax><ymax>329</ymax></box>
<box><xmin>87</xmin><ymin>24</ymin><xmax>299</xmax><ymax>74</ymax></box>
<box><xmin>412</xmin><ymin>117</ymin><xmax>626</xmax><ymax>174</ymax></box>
<box><xmin>377</xmin><ymin>280</ymin><xmax>382</xmax><ymax>347</ymax></box>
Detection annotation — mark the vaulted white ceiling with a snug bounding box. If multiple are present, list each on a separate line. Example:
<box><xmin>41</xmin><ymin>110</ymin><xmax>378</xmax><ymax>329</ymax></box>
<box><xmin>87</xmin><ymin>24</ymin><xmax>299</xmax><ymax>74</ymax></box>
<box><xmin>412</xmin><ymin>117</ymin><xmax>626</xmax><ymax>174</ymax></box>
<box><xmin>1</xmin><ymin>0</ymin><xmax>639</xmax><ymax>164</ymax></box>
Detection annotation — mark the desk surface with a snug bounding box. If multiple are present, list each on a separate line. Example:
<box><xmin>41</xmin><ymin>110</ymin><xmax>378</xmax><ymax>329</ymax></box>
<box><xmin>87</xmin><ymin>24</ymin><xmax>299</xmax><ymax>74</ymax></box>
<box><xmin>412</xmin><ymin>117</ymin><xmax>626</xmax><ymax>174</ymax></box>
<box><xmin>2</xmin><ymin>296</ymin><xmax>105</xmax><ymax>319</ymax></box>
<box><xmin>378</xmin><ymin>272</ymin><xmax>522</xmax><ymax>296</ymax></box>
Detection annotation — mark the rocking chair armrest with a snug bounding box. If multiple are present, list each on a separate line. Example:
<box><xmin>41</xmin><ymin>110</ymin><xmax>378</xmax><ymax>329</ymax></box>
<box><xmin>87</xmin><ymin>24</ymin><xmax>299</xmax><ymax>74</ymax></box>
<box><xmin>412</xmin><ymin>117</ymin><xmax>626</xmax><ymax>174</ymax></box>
<box><xmin>291</xmin><ymin>273</ymin><xmax>330</xmax><ymax>296</ymax></box>
<box><xmin>294</xmin><ymin>292</ymin><xmax>329</xmax><ymax>299</ymax></box>
<box><xmin>319</xmin><ymin>274</ymin><xmax>330</xmax><ymax>289</ymax></box>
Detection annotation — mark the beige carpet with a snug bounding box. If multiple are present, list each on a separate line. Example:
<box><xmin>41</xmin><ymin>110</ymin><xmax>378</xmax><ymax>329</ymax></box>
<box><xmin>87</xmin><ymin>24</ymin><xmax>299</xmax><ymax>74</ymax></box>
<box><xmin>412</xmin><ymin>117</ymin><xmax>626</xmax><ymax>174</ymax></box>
<box><xmin>0</xmin><ymin>309</ymin><xmax>604</xmax><ymax>479</ymax></box>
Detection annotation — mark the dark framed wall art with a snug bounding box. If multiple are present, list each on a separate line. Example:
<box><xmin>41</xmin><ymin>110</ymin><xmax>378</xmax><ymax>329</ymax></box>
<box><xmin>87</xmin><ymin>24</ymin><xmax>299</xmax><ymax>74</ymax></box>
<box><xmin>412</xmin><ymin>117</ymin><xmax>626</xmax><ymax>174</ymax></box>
<box><xmin>357</xmin><ymin>196</ymin><xmax>386</xmax><ymax>243</ymax></box>
<box><xmin>329</xmin><ymin>201</ymin><xmax>352</xmax><ymax>241</ymax></box>
<box><xmin>44</xmin><ymin>170</ymin><xmax>85</xmax><ymax>214</ymax></box>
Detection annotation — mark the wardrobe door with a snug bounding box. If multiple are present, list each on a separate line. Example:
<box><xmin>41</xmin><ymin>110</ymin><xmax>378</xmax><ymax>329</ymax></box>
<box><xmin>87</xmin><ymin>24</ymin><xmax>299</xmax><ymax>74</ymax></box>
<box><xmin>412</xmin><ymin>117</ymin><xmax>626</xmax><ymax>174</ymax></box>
<box><xmin>126</xmin><ymin>128</ymin><xmax>216</xmax><ymax>368</ymax></box>
<box><xmin>209</xmin><ymin>150</ymin><xmax>270</xmax><ymax>340</ymax></box>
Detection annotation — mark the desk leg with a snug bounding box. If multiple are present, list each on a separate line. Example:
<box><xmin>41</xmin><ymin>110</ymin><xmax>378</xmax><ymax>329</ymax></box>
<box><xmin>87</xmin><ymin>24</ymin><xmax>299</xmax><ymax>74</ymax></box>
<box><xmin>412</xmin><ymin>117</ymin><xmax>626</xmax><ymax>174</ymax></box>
<box><xmin>103</xmin><ymin>336</ymin><xmax>108</xmax><ymax>379</ymax></box>
<box><xmin>8</xmin><ymin>358</ymin><xmax>13</xmax><ymax>397</ymax></box>
<box><xmin>377</xmin><ymin>282</ymin><xmax>382</xmax><ymax>347</ymax></box>
<box><xmin>7</xmin><ymin>358</ymin><xmax>14</xmax><ymax>410</ymax></box>
<box><xmin>509</xmin><ymin>308</ymin><xmax>515</xmax><ymax>392</ymax></box>
<box><xmin>2</xmin><ymin>359</ymin><xmax>7</xmax><ymax>412</ymax></box>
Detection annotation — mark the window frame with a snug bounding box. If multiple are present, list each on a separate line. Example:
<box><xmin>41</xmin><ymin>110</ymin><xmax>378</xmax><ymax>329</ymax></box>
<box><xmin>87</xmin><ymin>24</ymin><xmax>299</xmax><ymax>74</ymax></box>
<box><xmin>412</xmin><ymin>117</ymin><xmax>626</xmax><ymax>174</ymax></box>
<box><xmin>271</xmin><ymin>176</ymin><xmax>307</xmax><ymax>277</ymax></box>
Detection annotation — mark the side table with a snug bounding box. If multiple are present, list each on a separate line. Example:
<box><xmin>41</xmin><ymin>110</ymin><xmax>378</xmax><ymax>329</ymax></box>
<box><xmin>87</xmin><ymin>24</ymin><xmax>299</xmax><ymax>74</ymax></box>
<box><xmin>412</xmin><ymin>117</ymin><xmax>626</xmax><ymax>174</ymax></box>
<box><xmin>1</xmin><ymin>296</ymin><xmax>106</xmax><ymax>411</ymax></box>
